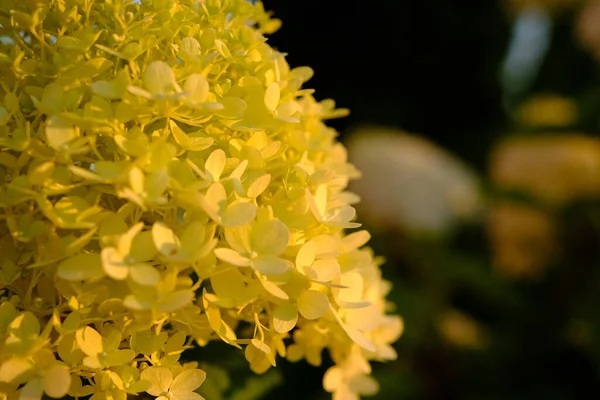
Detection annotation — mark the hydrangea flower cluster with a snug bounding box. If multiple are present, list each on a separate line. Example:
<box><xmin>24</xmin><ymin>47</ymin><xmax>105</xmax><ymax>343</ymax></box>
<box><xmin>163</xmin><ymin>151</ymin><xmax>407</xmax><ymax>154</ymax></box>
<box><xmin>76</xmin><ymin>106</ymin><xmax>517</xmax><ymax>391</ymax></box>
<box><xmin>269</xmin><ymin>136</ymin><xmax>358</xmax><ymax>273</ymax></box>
<box><xmin>0</xmin><ymin>1</ymin><xmax>403</xmax><ymax>399</ymax></box>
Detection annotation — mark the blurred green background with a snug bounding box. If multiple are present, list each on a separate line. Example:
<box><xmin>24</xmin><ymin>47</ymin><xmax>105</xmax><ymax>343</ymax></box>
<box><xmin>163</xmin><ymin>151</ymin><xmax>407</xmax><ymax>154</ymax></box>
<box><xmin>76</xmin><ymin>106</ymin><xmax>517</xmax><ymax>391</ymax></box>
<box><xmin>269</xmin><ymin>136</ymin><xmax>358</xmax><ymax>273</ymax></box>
<box><xmin>192</xmin><ymin>1</ymin><xmax>600</xmax><ymax>399</ymax></box>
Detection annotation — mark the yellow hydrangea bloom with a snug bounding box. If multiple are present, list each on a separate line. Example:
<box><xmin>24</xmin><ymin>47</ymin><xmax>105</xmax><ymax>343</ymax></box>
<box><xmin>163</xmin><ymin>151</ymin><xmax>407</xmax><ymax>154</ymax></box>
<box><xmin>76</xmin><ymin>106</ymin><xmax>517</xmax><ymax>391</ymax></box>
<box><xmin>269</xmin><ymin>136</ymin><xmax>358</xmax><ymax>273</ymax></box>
<box><xmin>0</xmin><ymin>1</ymin><xmax>402</xmax><ymax>399</ymax></box>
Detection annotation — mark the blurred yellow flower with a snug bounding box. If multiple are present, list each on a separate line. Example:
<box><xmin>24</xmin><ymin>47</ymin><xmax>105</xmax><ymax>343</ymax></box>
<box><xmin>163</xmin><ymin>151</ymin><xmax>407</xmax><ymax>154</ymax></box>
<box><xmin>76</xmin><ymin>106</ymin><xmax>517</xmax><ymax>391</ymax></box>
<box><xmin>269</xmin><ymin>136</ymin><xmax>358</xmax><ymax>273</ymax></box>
<box><xmin>490</xmin><ymin>135</ymin><xmax>600</xmax><ymax>205</ymax></box>
<box><xmin>517</xmin><ymin>94</ymin><xmax>578</xmax><ymax>127</ymax></box>
<box><xmin>576</xmin><ymin>0</ymin><xmax>600</xmax><ymax>61</ymax></box>
<box><xmin>437</xmin><ymin>309</ymin><xmax>486</xmax><ymax>350</ymax></box>
<box><xmin>488</xmin><ymin>202</ymin><xmax>557</xmax><ymax>279</ymax></box>
<box><xmin>505</xmin><ymin>0</ymin><xmax>581</xmax><ymax>15</ymax></box>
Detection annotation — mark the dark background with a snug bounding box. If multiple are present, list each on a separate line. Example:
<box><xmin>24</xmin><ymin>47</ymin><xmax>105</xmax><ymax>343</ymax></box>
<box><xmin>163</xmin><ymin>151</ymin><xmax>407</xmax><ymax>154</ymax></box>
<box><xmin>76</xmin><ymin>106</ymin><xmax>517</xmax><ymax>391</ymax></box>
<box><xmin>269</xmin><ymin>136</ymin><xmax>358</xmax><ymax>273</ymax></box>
<box><xmin>262</xmin><ymin>0</ymin><xmax>510</xmax><ymax>169</ymax></box>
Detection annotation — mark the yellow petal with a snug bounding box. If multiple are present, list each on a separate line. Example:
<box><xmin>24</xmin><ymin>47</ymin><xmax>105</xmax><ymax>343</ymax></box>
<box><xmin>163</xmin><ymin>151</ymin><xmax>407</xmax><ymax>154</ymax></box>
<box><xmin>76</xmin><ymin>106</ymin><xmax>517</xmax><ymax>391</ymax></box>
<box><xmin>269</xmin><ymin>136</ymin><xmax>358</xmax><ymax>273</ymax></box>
<box><xmin>220</xmin><ymin>202</ymin><xmax>257</xmax><ymax>227</ymax></box>
<box><xmin>306</xmin><ymin>185</ymin><xmax>327</xmax><ymax>222</ymax></box>
<box><xmin>122</xmin><ymin>294</ymin><xmax>154</xmax><ymax>311</ymax></box>
<box><xmin>157</xmin><ymin>290</ymin><xmax>194</xmax><ymax>312</ymax></box>
<box><xmin>57</xmin><ymin>254</ymin><xmax>103</xmax><ymax>281</ymax></box>
<box><xmin>307</xmin><ymin>258</ymin><xmax>340</xmax><ymax>282</ymax></box>
<box><xmin>43</xmin><ymin>364</ymin><xmax>71</xmax><ymax>398</ymax></box>
<box><xmin>152</xmin><ymin>222</ymin><xmax>180</xmax><ymax>257</ymax></box>
<box><xmin>246</xmin><ymin>174</ymin><xmax>271</xmax><ymax>198</ymax></box>
<box><xmin>345</xmin><ymin>304</ymin><xmax>381</xmax><ymax>332</ymax></box>
<box><xmin>341</xmin><ymin>230</ymin><xmax>371</xmax><ymax>252</ymax></box>
<box><xmin>244</xmin><ymin>345</ymin><xmax>272</xmax><ymax>374</ymax></box>
<box><xmin>75</xmin><ymin>327</ymin><xmax>103</xmax><ymax>356</ymax></box>
<box><xmin>250</xmin><ymin>219</ymin><xmax>289</xmax><ymax>256</ymax></box>
<box><xmin>259</xmin><ymin>279</ymin><xmax>289</xmax><ymax>300</ymax></box>
<box><xmin>21</xmin><ymin>378</ymin><xmax>44</xmax><ymax>400</ymax></box>
<box><xmin>9</xmin><ymin>311</ymin><xmax>40</xmax><ymax>337</ymax></box>
<box><xmin>81</xmin><ymin>356</ymin><xmax>101</xmax><ymax>370</ymax></box>
<box><xmin>206</xmin><ymin>306</ymin><xmax>222</xmax><ymax>332</ymax></box>
<box><xmin>343</xmin><ymin>323</ymin><xmax>376</xmax><ymax>352</ymax></box>
<box><xmin>140</xmin><ymin>367</ymin><xmax>173</xmax><ymax>397</ymax></box>
<box><xmin>297</xmin><ymin>290</ymin><xmax>329</xmax><ymax>320</ymax></box>
<box><xmin>46</xmin><ymin>115</ymin><xmax>77</xmax><ymax>150</ymax></box>
<box><xmin>290</xmin><ymin>66</ymin><xmax>314</xmax><ymax>83</ymax></box>
<box><xmin>323</xmin><ymin>366</ymin><xmax>343</xmax><ymax>392</ymax></box>
<box><xmin>295</xmin><ymin>241</ymin><xmax>316</xmax><ymax>271</ymax></box>
<box><xmin>216</xmin><ymin>97</ymin><xmax>247</xmax><ymax>119</ymax></box>
<box><xmin>0</xmin><ymin>358</ymin><xmax>34</xmax><ymax>383</ymax></box>
<box><xmin>214</xmin><ymin>39</ymin><xmax>231</xmax><ymax>58</ymax></box>
<box><xmin>104</xmin><ymin>349</ymin><xmax>135</xmax><ymax>367</ymax></box>
<box><xmin>184</xmin><ymin>74</ymin><xmax>209</xmax><ymax>103</ymax></box>
<box><xmin>334</xmin><ymin>272</ymin><xmax>364</xmax><ymax>304</ymax></box>
<box><xmin>180</xmin><ymin>37</ymin><xmax>201</xmax><ymax>56</ymax></box>
<box><xmin>117</xmin><ymin>222</ymin><xmax>144</xmax><ymax>256</ymax></box>
<box><xmin>251</xmin><ymin>338</ymin><xmax>271</xmax><ymax>354</ymax></box>
<box><xmin>129</xmin><ymin>231</ymin><xmax>158</xmax><ymax>262</ymax></box>
<box><xmin>199</xmin><ymin>183</ymin><xmax>226</xmax><ymax>221</ymax></box>
<box><xmin>144</xmin><ymin>61</ymin><xmax>177</xmax><ymax>95</ymax></box>
<box><xmin>264</xmin><ymin>82</ymin><xmax>280</xmax><ymax>112</ymax></box>
<box><xmin>252</xmin><ymin>256</ymin><xmax>291</xmax><ymax>275</ymax></box>
<box><xmin>170</xmin><ymin>369</ymin><xmax>207</xmax><ymax>394</ymax></box>
<box><xmin>179</xmin><ymin>221</ymin><xmax>207</xmax><ymax>253</ymax></box>
<box><xmin>331</xmin><ymin>307</ymin><xmax>376</xmax><ymax>352</ymax></box>
<box><xmin>326</xmin><ymin>206</ymin><xmax>361</xmax><ymax>228</ymax></box>
<box><xmin>130</xmin><ymin>264</ymin><xmax>161</xmax><ymax>286</ymax></box>
<box><xmin>214</xmin><ymin>248</ymin><xmax>251</xmax><ymax>266</ymax></box>
<box><xmin>272</xmin><ymin>303</ymin><xmax>298</xmax><ymax>333</ymax></box>
<box><xmin>215</xmin><ymin>319</ymin><xmax>238</xmax><ymax>345</ymax></box>
<box><xmin>101</xmin><ymin>247</ymin><xmax>129</xmax><ymax>280</ymax></box>
<box><xmin>211</xmin><ymin>268</ymin><xmax>246</xmax><ymax>300</ymax></box>
<box><xmin>351</xmin><ymin>374</ymin><xmax>379</xmax><ymax>396</ymax></box>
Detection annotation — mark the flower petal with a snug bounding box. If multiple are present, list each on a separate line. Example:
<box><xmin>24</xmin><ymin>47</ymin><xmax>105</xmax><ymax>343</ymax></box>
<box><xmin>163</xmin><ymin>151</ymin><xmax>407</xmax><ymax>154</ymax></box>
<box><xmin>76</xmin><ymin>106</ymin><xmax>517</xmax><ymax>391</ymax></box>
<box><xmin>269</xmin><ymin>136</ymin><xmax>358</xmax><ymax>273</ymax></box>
<box><xmin>214</xmin><ymin>248</ymin><xmax>251</xmax><ymax>266</ymax></box>
<box><xmin>250</xmin><ymin>219</ymin><xmax>289</xmax><ymax>256</ymax></box>
<box><xmin>272</xmin><ymin>303</ymin><xmax>298</xmax><ymax>333</ymax></box>
<box><xmin>297</xmin><ymin>290</ymin><xmax>329</xmax><ymax>320</ymax></box>
<box><xmin>140</xmin><ymin>367</ymin><xmax>173</xmax><ymax>397</ymax></box>
<box><xmin>170</xmin><ymin>369</ymin><xmax>207</xmax><ymax>394</ymax></box>
<box><xmin>252</xmin><ymin>256</ymin><xmax>291</xmax><ymax>275</ymax></box>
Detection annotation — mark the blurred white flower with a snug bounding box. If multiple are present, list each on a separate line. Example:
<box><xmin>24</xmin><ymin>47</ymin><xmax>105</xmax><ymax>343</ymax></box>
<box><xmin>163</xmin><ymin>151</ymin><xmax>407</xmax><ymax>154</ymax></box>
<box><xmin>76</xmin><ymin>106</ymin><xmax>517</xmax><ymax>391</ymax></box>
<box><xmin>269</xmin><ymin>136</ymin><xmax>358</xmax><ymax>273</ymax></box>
<box><xmin>346</xmin><ymin>127</ymin><xmax>481</xmax><ymax>235</ymax></box>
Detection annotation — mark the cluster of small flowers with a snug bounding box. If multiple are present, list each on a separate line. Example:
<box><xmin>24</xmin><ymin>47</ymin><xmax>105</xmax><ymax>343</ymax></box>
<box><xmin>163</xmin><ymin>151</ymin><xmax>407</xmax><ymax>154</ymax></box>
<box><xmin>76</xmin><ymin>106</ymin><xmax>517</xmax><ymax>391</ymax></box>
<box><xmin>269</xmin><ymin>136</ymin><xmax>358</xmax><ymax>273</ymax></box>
<box><xmin>0</xmin><ymin>1</ymin><xmax>403</xmax><ymax>399</ymax></box>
